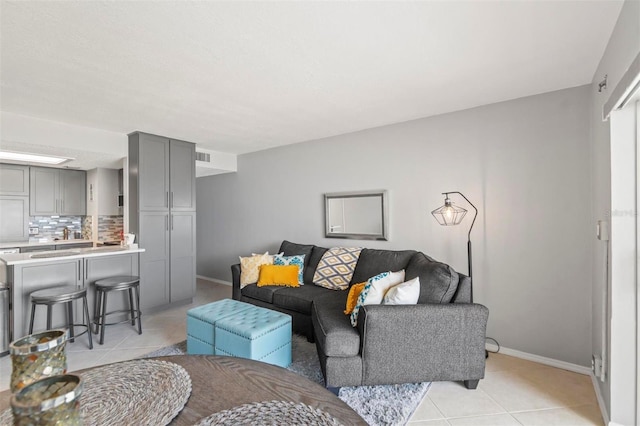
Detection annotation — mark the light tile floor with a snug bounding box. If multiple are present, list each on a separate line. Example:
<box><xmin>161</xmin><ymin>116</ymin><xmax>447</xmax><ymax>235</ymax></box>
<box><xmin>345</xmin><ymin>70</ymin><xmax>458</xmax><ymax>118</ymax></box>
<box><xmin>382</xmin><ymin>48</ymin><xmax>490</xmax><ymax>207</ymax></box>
<box><xmin>1</xmin><ymin>280</ymin><xmax>604</xmax><ymax>426</ymax></box>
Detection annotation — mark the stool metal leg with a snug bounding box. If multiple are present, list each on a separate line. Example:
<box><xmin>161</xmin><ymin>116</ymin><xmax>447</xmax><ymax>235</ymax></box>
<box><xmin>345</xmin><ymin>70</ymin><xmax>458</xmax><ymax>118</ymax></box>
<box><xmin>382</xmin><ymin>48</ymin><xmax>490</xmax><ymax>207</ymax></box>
<box><xmin>128</xmin><ymin>288</ymin><xmax>135</xmax><ymax>326</ymax></box>
<box><xmin>134</xmin><ymin>284</ymin><xmax>142</xmax><ymax>335</ymax></box>
<box><xmin>99</xmin><ymin>291</ymin><xmax>108</xmax><ymax>345</ymax></box>
<box><xmin>46</xmin><ymin>305</ymin><xmax>52</xmax><ymax>330</ymax></box>
<box><xmin>67</xmin><ymin>301</ymin><xmax>75</xmax><ymax>343</ymax></box>
<box><xmin>29</xmin><ymin>302</ymin><xmax>36</xmax><ymax>334</ymax></box>
<box><xmin>83</xmin><ymin>296</ymin><xmax>93</xmax><ymax>350</ymax></box>
<box><xmin>93</xmin><ymin>289</ymin><xmax>102</xmax><ymax>335</ymax></box>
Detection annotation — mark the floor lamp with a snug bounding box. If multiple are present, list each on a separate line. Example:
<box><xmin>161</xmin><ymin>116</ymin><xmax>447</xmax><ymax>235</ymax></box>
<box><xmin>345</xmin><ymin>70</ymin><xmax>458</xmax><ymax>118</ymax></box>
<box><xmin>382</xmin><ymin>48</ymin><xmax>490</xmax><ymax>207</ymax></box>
<box><xmin>431</xmin><ymin>191</ymin><xmax>478</xmax><ymax>302</ymax></box>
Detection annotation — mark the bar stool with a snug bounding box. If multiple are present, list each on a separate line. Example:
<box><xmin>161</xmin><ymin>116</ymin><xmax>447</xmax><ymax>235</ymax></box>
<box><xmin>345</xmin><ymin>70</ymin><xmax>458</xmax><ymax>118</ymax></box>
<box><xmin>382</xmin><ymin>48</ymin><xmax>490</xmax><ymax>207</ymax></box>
<box><xmin>29</xmin><ymin>286</ymin><xmax>93</xmax><ymax>349</ymax></box>
<box><xmin>93</xmin><ymin>276</ymin><xmax>142</xmax><ymax>345</ymax></box>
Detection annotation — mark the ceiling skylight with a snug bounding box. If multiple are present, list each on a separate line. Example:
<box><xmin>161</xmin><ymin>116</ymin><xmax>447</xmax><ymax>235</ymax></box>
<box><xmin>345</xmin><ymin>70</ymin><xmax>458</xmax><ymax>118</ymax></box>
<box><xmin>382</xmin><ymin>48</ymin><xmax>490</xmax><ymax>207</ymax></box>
<box><xmin>0</xmin><ymin>150</ymin><xmax>73</xmax><ymax>165</ymax></box>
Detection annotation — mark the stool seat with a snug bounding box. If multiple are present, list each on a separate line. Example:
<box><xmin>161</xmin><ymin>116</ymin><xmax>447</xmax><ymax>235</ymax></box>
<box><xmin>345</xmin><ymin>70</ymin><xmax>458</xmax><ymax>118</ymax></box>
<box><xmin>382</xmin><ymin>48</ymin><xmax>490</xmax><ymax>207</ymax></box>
<box><xmin>95</xmin><ymin>276</ymin><xmax>140</xmax><ymax>291</ymax></box>
<box><xmin>31</xmin><ymin>286</ymin><xmax>87</xmax><ymax>304</ymax></box>
<box><xmin>29</xmin><ymin>285</ymin><xmax>93</xmax><ymax>349</ymax></box>
<box><xmin>93</xmin><ymin>275</ymin><xmax>142</xmax><ymax>345</ymax></box>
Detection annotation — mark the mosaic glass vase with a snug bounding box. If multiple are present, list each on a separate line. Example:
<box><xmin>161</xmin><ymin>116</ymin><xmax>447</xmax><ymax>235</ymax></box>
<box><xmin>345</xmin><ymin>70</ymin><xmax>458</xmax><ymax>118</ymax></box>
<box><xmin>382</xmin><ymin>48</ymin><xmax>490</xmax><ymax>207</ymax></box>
<box><xmin>10</xmin><ymin>374</ymin><xmax>83</xmax><ymax>425</ymax></box>
<box><xmin>9</xmin><ymin>329</ymin><xmax>69</xmax><ymax>392</ymax></box>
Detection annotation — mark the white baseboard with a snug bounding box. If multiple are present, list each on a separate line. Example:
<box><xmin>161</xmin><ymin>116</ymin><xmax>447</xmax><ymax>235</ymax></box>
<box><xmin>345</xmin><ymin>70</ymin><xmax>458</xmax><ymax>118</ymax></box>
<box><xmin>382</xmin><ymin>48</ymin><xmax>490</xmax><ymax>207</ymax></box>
<box><xmin>485</xmin><ymin>343</ymin><xmax>592</xmax><ymax>375</ymax></box>
<box><xmin>589</xmin><ymin>373</ymin><xmax>611</xmax><ymax>425</ymax></box>
<box><xmin>196</xmin><ymin>275</ymin><xmax>232</xmax><ymax>286</ymax></box>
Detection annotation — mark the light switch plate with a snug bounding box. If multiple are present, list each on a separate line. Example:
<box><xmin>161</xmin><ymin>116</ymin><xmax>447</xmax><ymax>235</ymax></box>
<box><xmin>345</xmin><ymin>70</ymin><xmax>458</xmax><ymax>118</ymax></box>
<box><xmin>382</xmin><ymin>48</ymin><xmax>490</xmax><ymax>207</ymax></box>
<box><xmin>29</xmin><ymin>227</ymin><xmax>39</xmax><ymax>235</ymax></box>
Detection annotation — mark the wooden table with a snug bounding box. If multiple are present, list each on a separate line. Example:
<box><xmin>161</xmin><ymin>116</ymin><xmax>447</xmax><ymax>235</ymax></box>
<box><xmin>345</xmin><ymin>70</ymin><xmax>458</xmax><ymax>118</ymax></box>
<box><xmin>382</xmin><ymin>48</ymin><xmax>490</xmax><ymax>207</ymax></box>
<box><xmin>0</xmin><ymin>355</ymin><xmax>366</xmax><ymax>425</ymax></box>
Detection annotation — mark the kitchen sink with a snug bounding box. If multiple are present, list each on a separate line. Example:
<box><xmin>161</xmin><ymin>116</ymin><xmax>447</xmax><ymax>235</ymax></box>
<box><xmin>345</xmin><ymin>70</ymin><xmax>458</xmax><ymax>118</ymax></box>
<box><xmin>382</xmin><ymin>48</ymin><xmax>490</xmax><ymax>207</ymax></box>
<box><xmin>84</xmin><ymin>247</ymin><xmax>127</xmax><ymax>253</ymax></box>
<box><xmin>30</xmin><ymin>250</ymin><xmax>80</xmax><ymax>259</ymax></box>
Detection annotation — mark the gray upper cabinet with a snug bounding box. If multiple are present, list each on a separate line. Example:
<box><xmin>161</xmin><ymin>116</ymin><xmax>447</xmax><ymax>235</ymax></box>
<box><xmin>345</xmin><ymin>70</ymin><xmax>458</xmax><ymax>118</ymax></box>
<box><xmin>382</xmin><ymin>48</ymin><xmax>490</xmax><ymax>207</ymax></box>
<box><xmin>169</xmin><ymin>140</ymin><xmax>196</xmax><ymax>211</ymax></box>
<box><xmin>0</xmin><ymin>196</ymin><xmax>29</xmax><ymax>242</ymax></box>
<box><xmin>0</xmin><ymin>164</ymin><xmax>29</xmax><ymax>196</ymax></box>
<box><xmin>133</xmin><ymin>133</ymin><xmax>170</xmax><ymax>211</ymax></box>
<box><xmin>30</xmin><ymin>167</ymin><xmax>58</xmax><ymax>215</ymax></box>
<box><xmin>30</xmin><ymin>167</ymin><xmax>86</xmax><ymax>216</ymax></box>
<box><xmin>59</xmin><ymin>170</ymin><xmax>86</xmax><ymax>215</ymax></box>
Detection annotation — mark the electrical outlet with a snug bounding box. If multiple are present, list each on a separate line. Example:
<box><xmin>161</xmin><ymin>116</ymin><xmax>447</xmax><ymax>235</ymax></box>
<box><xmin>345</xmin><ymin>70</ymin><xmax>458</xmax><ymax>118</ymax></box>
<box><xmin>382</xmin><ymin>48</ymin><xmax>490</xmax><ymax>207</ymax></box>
<box><xmin>29</xmin><ymin>227</ymin><xmax>39</xmax><ymax>235</ymax></box>
<box><xmin>594</xmin><ymin>356</ymin><xmax>603</xmax><ymax>377</ymax></box>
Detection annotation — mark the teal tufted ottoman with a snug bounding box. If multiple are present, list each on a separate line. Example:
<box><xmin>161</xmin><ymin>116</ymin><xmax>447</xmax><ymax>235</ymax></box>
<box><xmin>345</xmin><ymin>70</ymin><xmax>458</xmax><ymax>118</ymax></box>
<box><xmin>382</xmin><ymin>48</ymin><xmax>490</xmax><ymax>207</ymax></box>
<box><xmin>187</xmin><ymin>299</ymin><xmax>254</xmax><ymax>355</ymax></box>
<box><xmin>187</xmin><ymin>299</ymin><xmax>292</xmax><ymax>368</ymax></box>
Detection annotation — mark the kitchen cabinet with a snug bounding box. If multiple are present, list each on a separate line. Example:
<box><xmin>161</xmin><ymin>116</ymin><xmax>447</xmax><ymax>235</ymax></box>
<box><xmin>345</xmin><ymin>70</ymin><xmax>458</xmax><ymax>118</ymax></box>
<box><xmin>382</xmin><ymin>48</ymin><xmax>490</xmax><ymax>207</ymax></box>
<box><xmin>0</xmin><ymin>196</ymin><xmax>29</xmax><ymax>242</ymax></box>
<box><xmin>129</xmin><ymin>132</ymin><xmax>196</xmax><ymax>310</ymax></box>
<box><xmin>169</xmin><ymin>212</ymin><xmax>196</xmax><ymax>302</ymax></box>
<box><xmin>138</xmin><ymin>212</ymin><xmax>170</xmax><ymax>309</ymax></box>
<box><xmin>12</xmin><ymin>258</ymin><xmax>83</xmax><ymax>337</ymax></box>
<box><xmin>30</xmin><ymin>167</ymin><xmax>86</xmax><ymax>216</ymax></box>
<box><xmin>83</xmin><ymin>253</ymin><xmax>139</xmax><ymax>324</ymax></box>
<box><xmin>0</xmin><ymin>164</ymin><xmax>29</xmax><ymax>196</ymax></box>
<box><xmin>4</xmin><ymin>251</ymin><xmax>141</xmax><ymax>339</ymax></box>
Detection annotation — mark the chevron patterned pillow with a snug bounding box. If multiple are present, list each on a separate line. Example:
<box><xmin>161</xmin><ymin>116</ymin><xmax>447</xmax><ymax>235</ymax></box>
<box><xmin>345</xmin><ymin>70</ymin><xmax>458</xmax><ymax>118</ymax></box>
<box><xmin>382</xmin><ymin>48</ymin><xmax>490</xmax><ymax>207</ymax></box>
<box><xmin>313</xmin><ymin>247</ymin><xmax>362</xmax><ymax>290</ymax></box>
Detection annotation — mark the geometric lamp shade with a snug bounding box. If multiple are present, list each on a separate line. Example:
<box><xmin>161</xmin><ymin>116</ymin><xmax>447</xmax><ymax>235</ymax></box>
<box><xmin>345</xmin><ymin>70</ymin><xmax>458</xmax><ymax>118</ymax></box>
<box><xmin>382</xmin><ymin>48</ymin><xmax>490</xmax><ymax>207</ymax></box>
<box><xmin>431</xmin><ymin>196</ymin><xmax>467</xmax><ymax>226</ymax></box>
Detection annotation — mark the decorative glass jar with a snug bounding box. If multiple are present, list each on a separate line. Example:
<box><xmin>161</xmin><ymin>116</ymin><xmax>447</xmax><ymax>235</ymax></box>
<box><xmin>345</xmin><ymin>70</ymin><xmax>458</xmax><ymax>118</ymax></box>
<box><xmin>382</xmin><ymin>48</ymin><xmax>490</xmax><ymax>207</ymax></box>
<box><xmin>10</xmin><ymin>374</ymin><xmax>83</xmax><ymax>425</ymax></box>
<box><xmin>9</xmin><ymin>329</ymin><xmax>69</xmax><ymax>392</ymax></box>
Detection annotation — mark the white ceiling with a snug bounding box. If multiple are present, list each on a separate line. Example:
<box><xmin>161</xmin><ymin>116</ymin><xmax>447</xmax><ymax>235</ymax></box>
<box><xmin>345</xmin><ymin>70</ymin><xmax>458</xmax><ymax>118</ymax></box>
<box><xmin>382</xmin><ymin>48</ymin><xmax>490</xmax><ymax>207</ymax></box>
<box><xmin>0</xmin><ymin>0</ymin><xmax>623</xmax><ymax>156</ymax></box>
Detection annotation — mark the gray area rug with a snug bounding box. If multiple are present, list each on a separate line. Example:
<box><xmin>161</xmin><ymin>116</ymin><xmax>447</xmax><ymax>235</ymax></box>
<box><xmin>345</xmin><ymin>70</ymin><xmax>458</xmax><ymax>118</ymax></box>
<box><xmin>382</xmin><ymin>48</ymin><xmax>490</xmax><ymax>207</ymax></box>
<box><xmin>144</xmin><ymin>335</ymin><xmax>430</xmax><ymax>425</ymax></box>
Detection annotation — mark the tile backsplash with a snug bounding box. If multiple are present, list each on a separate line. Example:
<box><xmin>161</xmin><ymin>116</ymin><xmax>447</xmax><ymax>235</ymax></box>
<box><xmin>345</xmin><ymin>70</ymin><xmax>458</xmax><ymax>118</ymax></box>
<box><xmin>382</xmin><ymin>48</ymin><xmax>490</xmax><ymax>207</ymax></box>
<box><xmin>29</xmin><ymin>216</ymin><xmax>87</xmax><ymax>240</ymax></box>
<box><xmin>97</xmin><ymin>216</ymin><xmax>124</xmax><ymax>242</ymax></box>
<box><xmin>29</xmin><ymin>215</ymin><xmax>124</xmax><ymax>242</ymax></box>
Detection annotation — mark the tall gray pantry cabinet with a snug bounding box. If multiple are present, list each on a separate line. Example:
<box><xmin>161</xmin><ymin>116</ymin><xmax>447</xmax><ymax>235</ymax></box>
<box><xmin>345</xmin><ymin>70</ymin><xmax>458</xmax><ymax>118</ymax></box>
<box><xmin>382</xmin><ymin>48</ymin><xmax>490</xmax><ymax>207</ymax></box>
<box><xmin>128</xmin><ymin>132</ymin><xmax>196</xmax><ymax>311</ymax></box>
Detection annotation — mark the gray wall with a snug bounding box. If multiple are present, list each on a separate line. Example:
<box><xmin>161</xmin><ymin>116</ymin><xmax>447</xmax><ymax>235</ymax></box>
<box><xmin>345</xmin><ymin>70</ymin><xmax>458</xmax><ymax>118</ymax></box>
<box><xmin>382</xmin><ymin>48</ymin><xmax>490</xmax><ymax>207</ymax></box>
<box><xmin>197</xmin><ymin>85</ymin><xmax>592</xmax><ymax>367</ymax></box>
<box><xmin>589</xmin><ymin>0</ymin><xmax>640</xmax><ymax>419</ymax></box>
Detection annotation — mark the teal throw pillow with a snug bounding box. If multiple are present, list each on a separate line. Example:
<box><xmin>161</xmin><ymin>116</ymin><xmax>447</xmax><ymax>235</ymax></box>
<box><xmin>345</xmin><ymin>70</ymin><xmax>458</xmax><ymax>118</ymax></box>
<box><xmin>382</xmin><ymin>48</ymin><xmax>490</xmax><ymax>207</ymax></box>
<box><xmin>274</xmin><ymin>254</ymin><xmax>305</xmax><ymax>285</ymax></box>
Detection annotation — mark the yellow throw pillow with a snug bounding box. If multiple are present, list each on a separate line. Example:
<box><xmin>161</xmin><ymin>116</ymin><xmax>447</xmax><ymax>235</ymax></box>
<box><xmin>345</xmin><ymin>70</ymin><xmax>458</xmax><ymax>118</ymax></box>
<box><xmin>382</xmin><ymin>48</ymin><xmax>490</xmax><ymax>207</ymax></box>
<box><xmin>239</xmin><ymin>253</ymin><xmax>273</xmax><ymax>288</ymax></box>
<box><xmin>257</xmin><ymin>265</ymin><xmax>300</xmax><ymax>287</ymax></box>
<box><xmin>344</xmin><ymin>282</ymin><xmax>366</xmax><ymax>315</ymax></box>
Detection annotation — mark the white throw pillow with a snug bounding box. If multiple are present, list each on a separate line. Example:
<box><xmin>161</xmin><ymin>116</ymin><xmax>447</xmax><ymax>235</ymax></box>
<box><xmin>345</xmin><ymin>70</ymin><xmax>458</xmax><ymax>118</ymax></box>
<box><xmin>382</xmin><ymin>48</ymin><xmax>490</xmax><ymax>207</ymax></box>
<box><xmin>383</xmin><ymin>277</ymin><xmax>420</xmax><ymax>305</ymax></box>
<box><xmin>362</xmin><ymin>270</ymin><xmax>405</xmax><ymax>306</ymax></box>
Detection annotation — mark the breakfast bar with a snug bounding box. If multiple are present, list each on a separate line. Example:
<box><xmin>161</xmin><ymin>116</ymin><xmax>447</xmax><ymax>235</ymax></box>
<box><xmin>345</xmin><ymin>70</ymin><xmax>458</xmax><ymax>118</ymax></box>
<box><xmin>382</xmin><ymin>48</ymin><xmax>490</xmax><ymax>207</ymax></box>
<box><xmin>0</xmin><ymin>246</ymin><xmax>145</xmax><ymax>343</ymax></box>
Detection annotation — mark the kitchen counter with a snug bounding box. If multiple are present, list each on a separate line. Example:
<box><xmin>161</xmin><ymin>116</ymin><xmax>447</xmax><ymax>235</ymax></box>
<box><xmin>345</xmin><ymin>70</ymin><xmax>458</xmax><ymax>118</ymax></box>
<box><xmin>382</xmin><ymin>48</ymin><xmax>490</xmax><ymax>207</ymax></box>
<box><xmin>1</xmin><ymin>246</ymin><xmax>146</xmax><ymax>341</ymax></box>
<box><xmin>0</xmin><ymin>239</ymin><xmax>95</xmax><ymax>249</ymax></box>
<box><xmin>0</xmin><ymin>245</ymin><xmax>144</xmax><ymax>265</ymax></box>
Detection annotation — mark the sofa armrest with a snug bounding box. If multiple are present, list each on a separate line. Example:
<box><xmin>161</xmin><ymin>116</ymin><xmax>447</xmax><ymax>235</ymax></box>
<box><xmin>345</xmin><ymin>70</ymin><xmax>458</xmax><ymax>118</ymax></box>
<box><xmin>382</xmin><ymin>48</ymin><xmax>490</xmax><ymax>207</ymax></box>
<box><xmin>357</xmin><ymin>303</ymin><xmax>489</xmax><ymax>386</ymax></box>
<box><xmin>231</xmin><ymin>263</ymin><xmax>241</xmax><ymax>300</ymax></box>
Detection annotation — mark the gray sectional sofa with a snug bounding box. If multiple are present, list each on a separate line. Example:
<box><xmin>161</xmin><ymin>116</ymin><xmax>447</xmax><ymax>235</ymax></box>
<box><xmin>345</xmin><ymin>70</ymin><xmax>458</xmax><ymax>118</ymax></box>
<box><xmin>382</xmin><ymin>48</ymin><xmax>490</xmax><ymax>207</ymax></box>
<box><xmin>231</xmin><ymin>240</ymin><xmax>489</xmax><ymax>389</ymax></box>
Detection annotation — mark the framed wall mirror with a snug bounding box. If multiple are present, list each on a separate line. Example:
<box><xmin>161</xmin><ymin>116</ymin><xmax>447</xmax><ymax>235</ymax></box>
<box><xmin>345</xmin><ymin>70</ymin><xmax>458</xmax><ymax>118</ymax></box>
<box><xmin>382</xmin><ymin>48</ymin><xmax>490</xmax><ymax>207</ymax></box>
<box><xmin>324</xmin><ymin>190</ymin><xmax>388</xmax><ymax>241</ymax></box>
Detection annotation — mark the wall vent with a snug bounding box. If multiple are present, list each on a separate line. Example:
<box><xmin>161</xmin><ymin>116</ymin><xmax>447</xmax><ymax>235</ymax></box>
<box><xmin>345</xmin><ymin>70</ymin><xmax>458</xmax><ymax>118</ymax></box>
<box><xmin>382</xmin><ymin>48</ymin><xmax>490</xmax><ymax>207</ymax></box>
<box><xmin>195</xmin><ymin>152</ymin><xmax>211</xmax><ymax>162</ymax></box>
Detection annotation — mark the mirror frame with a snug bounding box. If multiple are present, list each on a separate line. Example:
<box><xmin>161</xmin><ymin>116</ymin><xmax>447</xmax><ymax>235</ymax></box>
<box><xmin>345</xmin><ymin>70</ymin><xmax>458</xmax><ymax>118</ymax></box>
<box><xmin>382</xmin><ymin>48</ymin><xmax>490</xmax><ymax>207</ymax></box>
<box><xmin>324</xmin><ymin>190</ymin><xmax>388</xmax><ymax>241</ymax></box>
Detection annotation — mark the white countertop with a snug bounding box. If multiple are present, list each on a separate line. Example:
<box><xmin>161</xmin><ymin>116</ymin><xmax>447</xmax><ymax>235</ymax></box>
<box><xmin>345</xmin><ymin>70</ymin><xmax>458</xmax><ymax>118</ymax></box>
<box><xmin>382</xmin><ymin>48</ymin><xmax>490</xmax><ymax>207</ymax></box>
<box><xmin>0</xmin><ymin>245</ymin><xmax>145</xmax><ymax>266</ymax></box>
<box><xmin>0</xmin><ymin>239</ymin><xmax>95</xmax><ymax>249</ymax></box>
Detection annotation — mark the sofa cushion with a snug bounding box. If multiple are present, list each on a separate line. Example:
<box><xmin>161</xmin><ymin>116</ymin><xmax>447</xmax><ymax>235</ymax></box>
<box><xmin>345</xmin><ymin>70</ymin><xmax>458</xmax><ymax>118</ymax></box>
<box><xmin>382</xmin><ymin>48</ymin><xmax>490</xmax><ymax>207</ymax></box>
<box><xmin>273</xmin><ymin>254</ymin><xmax>306</xmax><ymax>285</ymax></box>
<box><xmin>257</xmin><ymin>264</ymin><xmax>300</xmax><ymax>287</ymax></box>
<box><xmin>279</xmin><ymin>241</ymin><xmax>314</xmax><ymax>267</ymax></box>
<box><xmin>312</xmin><ymin>292</ymin><xmax>361</xmax><ymax>357</ymax></box>
<box><xmin>406</xmin><ymin>252</ymin><xmax>460</xmax><ymax>303</ymax></box>
<box><xmin>305</xmin><ymin>245</ymin><xmax>328</xmax><ymax>284</ymax></box>
<box><xmin>241</xmin><ymin>284</ymin><xmax>281</xmax><ymax>304</ymax></box>
<box><xmin>313</xmin><ymin>247</ymin><xmax>362</xmax><ymax>290</ymax></box>
<box><xmin>350</xmin><ymin>248</ymin><xmax>416</xmax><ymax>284</ymax></box>
<box><xmin>272</xmin><ymin>284</ymin><xmax>338</xmax><ymax>315</ymax></box>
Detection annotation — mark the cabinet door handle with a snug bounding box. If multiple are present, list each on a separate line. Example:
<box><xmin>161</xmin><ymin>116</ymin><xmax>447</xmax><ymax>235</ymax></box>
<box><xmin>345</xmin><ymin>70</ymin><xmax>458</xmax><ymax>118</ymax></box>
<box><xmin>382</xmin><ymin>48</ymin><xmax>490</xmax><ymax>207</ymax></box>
<box><xmin>165</xmin><ymin>215</ymin><xmax>168</xmax><ymax>231</ymax></box>
<box><xmin>166</xmin><ymin>192</ymin><xmax>169</xmax><ymax>208</ymax></box>
<box><xmin>78</xmin><ymin>261</ymin><xmax>80</xmax><ymax>282</ymax></box>
<box><xmin>171</xmin><ymin>215</ymin><xmax>174</xmax><ymax>231</ymax></box>
<box><xmin>61</xmin><ymin>199</ymin><xmax>64</xmax><ymax>213</ymax></box>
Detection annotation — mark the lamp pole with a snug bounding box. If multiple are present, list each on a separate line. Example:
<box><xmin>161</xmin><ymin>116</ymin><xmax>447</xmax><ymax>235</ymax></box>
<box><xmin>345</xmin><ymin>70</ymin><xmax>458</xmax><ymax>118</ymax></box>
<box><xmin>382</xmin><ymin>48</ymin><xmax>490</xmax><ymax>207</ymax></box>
<box><xmin>442</xmin><ymin>191</ymin><xmax>478</xmax><ymax>302</ymax></box>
